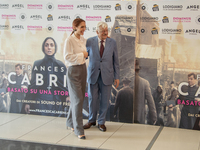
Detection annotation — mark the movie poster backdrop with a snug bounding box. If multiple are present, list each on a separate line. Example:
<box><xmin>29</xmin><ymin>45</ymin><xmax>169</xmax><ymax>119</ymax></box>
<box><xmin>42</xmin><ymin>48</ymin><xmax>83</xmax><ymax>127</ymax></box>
<box><xmin>0</xmin><ymin>1</ymin><xmax>136</xmax><ymax>121</ymax></box>
<box><xmin>136</xmin><ymin>0</ymin><xmax>200</xmax><ymax>130</ymax></box>
<box><xmin>1</xmin><ymin>0</ymin><xmax>199</xmax><ymax>130</ymax></box>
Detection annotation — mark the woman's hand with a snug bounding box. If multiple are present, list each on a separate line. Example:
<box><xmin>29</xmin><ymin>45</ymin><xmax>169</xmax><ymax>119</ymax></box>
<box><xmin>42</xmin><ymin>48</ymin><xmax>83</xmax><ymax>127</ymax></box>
<box><xmin>83</xmin><ymin>51</ymin><xmax>88</xmax><ymax>58</ymax></box>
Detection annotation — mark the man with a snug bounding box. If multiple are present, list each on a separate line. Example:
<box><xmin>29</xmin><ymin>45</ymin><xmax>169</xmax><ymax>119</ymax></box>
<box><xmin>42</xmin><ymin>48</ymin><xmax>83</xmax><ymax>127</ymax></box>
<box><xmin>168</xmin><ymin>81</ymin><xmax>179</xmax><ymax>102</ymax></box>
<box><xmin>179</xmin><ymin>73</ymin><xmax>199</xmax><ymax>129</ymax></box>
<box><xmin>84</xmin><ymin>21</ymin><xmax>120</xmax><ymax>132</ymax></box>
<box><xmin>164</xmin><ymin>81</ymin><xmax>178</xmax><ymax>115</ymax></box>
<box><xmin>114</xmin><ymin>77</ymin><xmax>133</xmax><ymax>123</ymax></box>
<box><xmin>0</xmin><ymin>71</ymin><xmax>8</xmax><ymax>89</ymax></box>
<box><xmin>134</xmin><ymin>59</ymin><xmax>157</xmax><ymax>125</ymax></box>
<box><xmin>166</xmin><ymin>81</ymin><xmax>180</xmax><ymax>128</ymax></box>
<box><xmin>0</xmin><ymin>71</ymin><xmax>8</xmax><ymax>112</ymax></box>
<box><xmin>152</xmin><ymin>85</ymin><xmax>164</xmax><ymax>126</ymax></box>
<box><xmin>8</xmin><ymin>64</ymin><xmax>27</xmax><ymax>113</ymax></box>
<box><xmin>0</xmin><ymin>71</ymin><xmax>8</xmax><ymax>98</ymax></box>
<box><xmin>193</xmin><ymin>111</ymin><xmax>200</xmax><ymax>130</ymax></box>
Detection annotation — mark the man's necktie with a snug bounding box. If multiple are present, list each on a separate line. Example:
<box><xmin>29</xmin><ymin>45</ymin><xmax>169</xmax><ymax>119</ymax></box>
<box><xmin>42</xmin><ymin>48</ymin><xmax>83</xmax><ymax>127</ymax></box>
<box><xmin>100</xmin><ymin>40</ymin><xmax>104</xmax><ymax>58</ymax></box>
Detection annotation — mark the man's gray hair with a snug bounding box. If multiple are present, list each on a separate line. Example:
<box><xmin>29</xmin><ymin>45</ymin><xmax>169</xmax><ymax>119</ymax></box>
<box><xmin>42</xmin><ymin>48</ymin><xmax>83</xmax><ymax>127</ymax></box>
<box><xmin>96</xmin><ymin>21</ymin><xmax>108</xmax><ymax>31</ymax></box>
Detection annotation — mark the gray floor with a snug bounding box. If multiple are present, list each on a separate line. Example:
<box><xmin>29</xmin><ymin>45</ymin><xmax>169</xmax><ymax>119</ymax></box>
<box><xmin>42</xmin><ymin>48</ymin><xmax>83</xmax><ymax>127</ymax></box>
<box><xmin>0</xmin><ymin>113</ymin><xmax>199</xmax><ymax>150</ymax></box>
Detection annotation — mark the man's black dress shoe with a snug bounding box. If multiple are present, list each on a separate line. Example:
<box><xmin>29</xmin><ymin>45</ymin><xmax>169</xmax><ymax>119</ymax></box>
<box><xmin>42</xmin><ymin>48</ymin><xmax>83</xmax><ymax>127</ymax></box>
<box><xmin>83</xmin><ymin>122</ymin><xmax>96</xmax><ymax>129</ymax></box>
<box><xmin>98</xmin><ymin>124</ymin><xmax>106</xmax><ymax>132</ymax></box>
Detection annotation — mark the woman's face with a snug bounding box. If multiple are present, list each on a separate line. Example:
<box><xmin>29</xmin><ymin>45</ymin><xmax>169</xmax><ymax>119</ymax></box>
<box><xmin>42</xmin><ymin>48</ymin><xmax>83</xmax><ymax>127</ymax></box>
<box><xmin>44</xmin><ymin>39</ymin><xmax>55</xmax><ymax>56</ymax></box>
<box><xmin>75</xmin><ymin>21</ymin><xmax>86</xmax><ymax>36</ymax></box>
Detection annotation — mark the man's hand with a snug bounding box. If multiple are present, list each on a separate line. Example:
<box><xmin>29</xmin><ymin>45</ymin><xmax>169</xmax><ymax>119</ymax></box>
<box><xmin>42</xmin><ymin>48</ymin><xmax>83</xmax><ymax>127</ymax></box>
<box><xmin>114</xmin><ymin>79</ymin><xmax>119</xmax><ymax>88</ymax></box>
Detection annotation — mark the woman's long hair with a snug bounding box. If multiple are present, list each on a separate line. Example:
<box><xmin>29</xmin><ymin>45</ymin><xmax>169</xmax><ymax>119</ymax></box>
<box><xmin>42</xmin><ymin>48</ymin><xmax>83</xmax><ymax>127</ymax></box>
<box><xmin>70</xmin><ymin>18</ymin><xmax>85</xmax><ymax>35</ymax></box>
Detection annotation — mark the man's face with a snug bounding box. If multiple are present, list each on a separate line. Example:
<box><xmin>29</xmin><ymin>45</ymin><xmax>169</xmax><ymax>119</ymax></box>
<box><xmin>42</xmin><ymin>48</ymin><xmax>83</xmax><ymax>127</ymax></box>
<box><xmin>15</xmin><ymin>66</ymin><xmax>22</xmax><ymax>75</ymax></box>
<box><xmin>96</xmin><ymin>26</ymin><xmax>108</xmax><ymax>40</ymax></box>
<box><xmin>188</xmin><ymin>75</ymin><xmax>196</xmax><ymax>86</ymax></box>
<box><xmin>157</xmin><ymin>86</ymin><xmax>162</xmax><ymax>92</ymax></box>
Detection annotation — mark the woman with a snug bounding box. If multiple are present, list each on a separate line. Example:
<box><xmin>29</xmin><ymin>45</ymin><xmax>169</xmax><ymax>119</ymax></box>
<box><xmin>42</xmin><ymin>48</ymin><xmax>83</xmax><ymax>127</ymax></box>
<box><xmin>22</xmin><ymin>37</ymin><xmax>68</xmax><ymax>116</ymax></box>
<box><xmin>63</xmin><ymin>18</ymin><xmax>88</xmax><ymax>139</ymax></box>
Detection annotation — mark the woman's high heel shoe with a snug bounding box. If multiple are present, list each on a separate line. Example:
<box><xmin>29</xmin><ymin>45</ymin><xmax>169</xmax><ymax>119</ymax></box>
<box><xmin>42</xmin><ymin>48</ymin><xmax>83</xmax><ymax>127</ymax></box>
<box><xmin>66</xmin><ymin>126</ymin><xmax>74</xmax><ymax>132</ymax></box>
<box><xmin>78</xmin><ymin>135</ymin><xmax>86</xmax><ymax>139</ymax></box>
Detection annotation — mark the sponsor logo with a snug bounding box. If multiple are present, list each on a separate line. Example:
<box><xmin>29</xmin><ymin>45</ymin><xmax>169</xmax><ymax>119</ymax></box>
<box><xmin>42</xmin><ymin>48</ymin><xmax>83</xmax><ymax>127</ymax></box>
<box><xmin>195</xmin><ymin>15</ymin><xmax>200</xmax><ymax>25</ymax></box>
<box><xmin>12</xmin><ymin>25</ymin><xmax>24</xmax><ymax>30</ymax></box>
<box><xmin>151</xmin><ymin>27</ymin><xmax>158</xmax><ymax>34</ymax></box>
<box><xmin>114</xmin><ymin>26</ymin><xmax>121</xmax><ymax>33</ymax></box>
<box><xmin>30</xmin><ymin>15</ymin><xmax>42</xmax><ymax>20</ymax></box>
<box><xmin>93</xmin><ymin>5</ymin><xmax>111</xmax><ymax>10</ymax></box>
<box><xmin>77</xmin><ymin>4</ymin><xmax>90</xmax><ymax>10</ymax></box>
<box><xmin>27</xmin><ymin>25</ymin><xmax>42</xmax><ymax>31</ymax></box>
<box><xmin>185</xmin><ymin>29</ymin><xmax>200</xmax><ymax>35</ymax></box>
<box><xmin>186</xmin><ymin>5</ymin><xmax>199</xmax><ymax>11</ymax></box>
<box><xmin>74</xmin><ymin>14</ymin><xmax>83</xmax><ymax>19</ymax></box>
<box><xmin>162</xmin><ymin>29</ymin><xmax>182</xmax><ymax>34</ymax></box>
<box><xmin>152</xmin><ymin>4</ymin><xmax>159</xmax><ymax>11</ymax></box>
<box><xmin>86</xmin><ymin>16</ymin><xmax>101</xmax><ymax>21</ymax></box>
<box><xmin>126</xmin><ymin>2</ymin><xmax>134</xmax><ymax>12</ymax></box>
<box><xmin>85</xmin><ymin>27</ymin><xmax>90</xmax><ymax>32</ymax></box>
<box><xmin>46</xmin><ymin>2</ymin><xmax>54</xmax><ymax>11</ymax></box>
<box><xmin>27</xmin><ymin>4</ymin><xmax>42</xmax><ymax>9</ymax></box>
<box><xmin>115</xmin><ymin>16</ymin><xmax>135</xmax><ymax>20</ymax></box>
<box><xmin>141</xmin><ymin>28</ymin><xmax>146</xmax><ymax>33</ymax></box>
<box><xmin>140</xmin><ymin>27</ymin><xmax>148</xmax><ymax>35</ymax></box>
<box><xmin>93</xmin><ymin>27</ymin><xmax>97</xmax><ymax>32</ymax></box>
<box><xmin>127</xmin><ymin>28</ymin><xmax>131</xmax><ymax>32</ymax></box>
<box><xmin>115</xmin><ymin>16</ymin><xmax>136</xmax><ymax>24</ymax></box>
<box><xmin>141</xmin><ymin>3</ymin><xmax>148</xmax><ymax>11</ymax></box>
<box><xmin>58</xmin><ymin>4</ymin><xmax>73</xmax><ymax>10</ymax></box>
<box><xmin>140</xmin><ymin>17</ymin><xmax>159</xmax><ymax>22</ymax></box>
<box><xmin>0</xmin><ymin>25</ymin><xmax>9</xmax><ymax>30</ymax></box>
<box><xmin>58</xmin><ymin>15</ymin><xmax>70</xmax><ymax>21</ymax></box>
<box><xmin>105</xmin><ymin>15</ymin><xmax>111</xmax><ymax>22</ymax></box>
<box><xmin>111</xmin><ymin>26</ymin><xmax>134</xmax><ymax>34</ymax></box>
<box><xmin>12</xmin><ymin>4</ymin><xmax>24</xmax><ymax>9</ymax></box>
<box><xmin>2</xmin><ymin>14</ymin><xmax>16</xmax><ymax>19</ymax></box>
<box><xmin>19</xmin><ymin>13</ymin><xmax>27</xmax><ymax>21</ymax></box>
<box><xmin>47</xmin><ymin>14</ymin><xmax>53</xmax><ymax>21</ymax></box>
<box><xmin>57</xmin><ymin>26</ymin><xmax>73</xmax><ymax>32</ymax></box>
<box><xmin>163</xmin><ymin>5</ymin><xmax>183</xmax><ymax>11</ymax></box>
<box><xmin>46</xmin><ymin>24</ymin><xmax>53</xmax><ymax>32</ymax></box>
<box><xmin>173</xmin><ymin>17</ymin><xmax>191</xmax><ymax>22</ymax></box>
<box><xmin>162</xmin><ymin>16</ymin><xmax>169</xmax><ymax>23</ymax></box>
<box><xmin>0</xmin><ymin>4</ymin><xmax>9</xmax><ymax>9</ymax></box>
<box><xmin>115</xmin><ymin>3</ymin><xmax>121</xmax><ymax>10</ymax></box>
